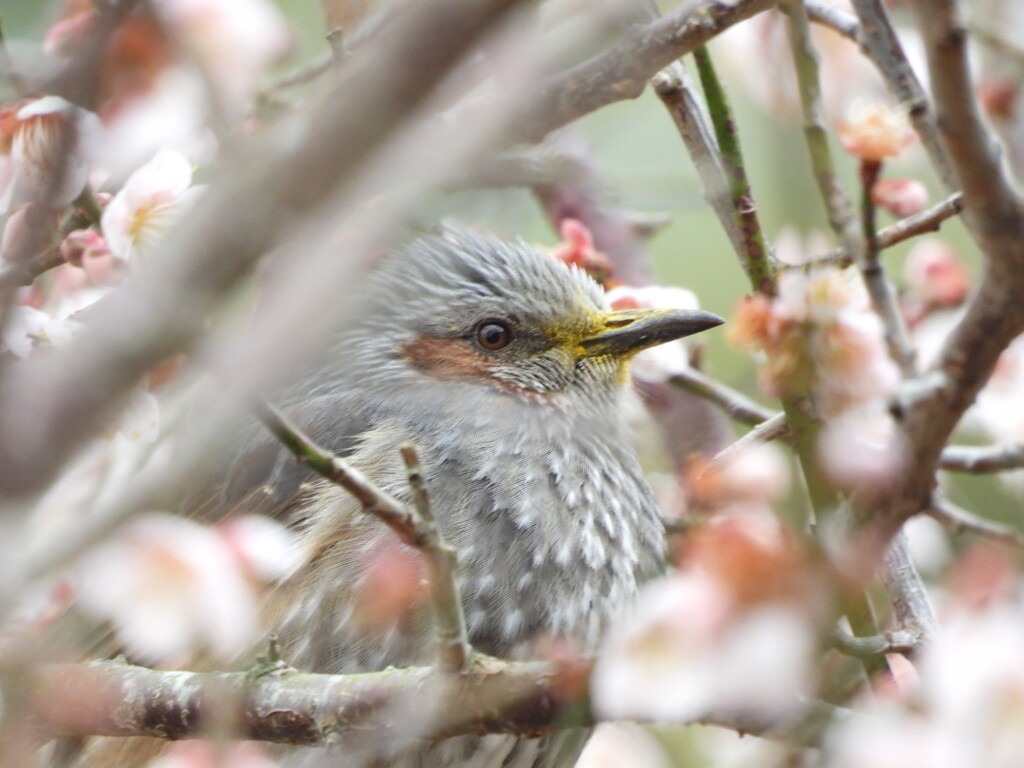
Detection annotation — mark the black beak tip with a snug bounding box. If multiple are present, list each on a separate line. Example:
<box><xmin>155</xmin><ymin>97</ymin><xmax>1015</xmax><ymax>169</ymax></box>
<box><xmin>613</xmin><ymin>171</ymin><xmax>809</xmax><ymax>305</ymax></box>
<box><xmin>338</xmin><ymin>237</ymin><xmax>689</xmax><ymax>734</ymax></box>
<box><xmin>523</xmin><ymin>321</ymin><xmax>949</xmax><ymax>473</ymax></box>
<box><xmin>690</xmin><ymin>310</ymin><xmax>726</xmax><ymax>334</ymax></box>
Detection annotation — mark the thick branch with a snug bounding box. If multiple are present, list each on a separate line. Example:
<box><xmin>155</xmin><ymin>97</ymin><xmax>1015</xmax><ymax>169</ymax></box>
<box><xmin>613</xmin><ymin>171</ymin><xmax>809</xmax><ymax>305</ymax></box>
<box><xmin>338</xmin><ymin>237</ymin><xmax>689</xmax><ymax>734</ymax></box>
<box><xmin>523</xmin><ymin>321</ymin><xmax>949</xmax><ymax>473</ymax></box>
<box><xmin>513</xmin><ymin>0</ymin><xmax>777</xmax><ymax>143</ymax></box>
<box><xmin>28</xmin><ymin>659</ymin><xmax>844</xmax><ymax>747</ymax></box>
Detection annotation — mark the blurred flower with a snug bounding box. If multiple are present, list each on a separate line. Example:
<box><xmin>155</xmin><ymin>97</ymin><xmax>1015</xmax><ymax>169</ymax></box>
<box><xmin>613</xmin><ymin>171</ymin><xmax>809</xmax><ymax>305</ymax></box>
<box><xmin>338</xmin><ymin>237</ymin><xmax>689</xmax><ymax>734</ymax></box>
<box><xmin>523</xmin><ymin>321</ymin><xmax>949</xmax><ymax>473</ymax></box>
<box><xmin>683</xmin><ymin>443</ymin><xmax>791</xmax><ymax>512</ymax></box>
<box><xmin>838</xmin><ymin>102</ymin><xmax>917</xmax><ymax>161</ymax></box>
<box><xmin>730</xmin><ymin>269</ymin><xmax>899</xmax><ymax>416</ymax></box>
<box><xmin>772</xmin><ymin>226</ymin><xmax>833</xmax><ymax>267</ymax></box>
<box><xmin>157</xmin><ymin>0</ymin><xmax>291</xmax><ymax>111</ymax></box>
<box><xmin>871</xmin><ymin>178</ymin><xmax>928</xmax><ymax>219</ymax></box>
<box><xmin>606</xmin><ymin>284</ymin><xmax>701</xmax><ymax>384</ymax></box>
<box><xmin>575</xmin><ymin>724</ymin><xmax>670</xmax><ymax>768</ymax></box>
<box><xmin>351</xmin><ymin>537</ymin><xmax>426</xmax><ymax>631</ymax></box>
<box><xmin>715</xmin><ymin>0</ymin><xmax>892</xmax><ymax>123</ymax></box>
<box><xmin>61</xmin><ymin>229</ymin><xmax>126</xmax><ymax>287</ymax></box>
<box><xmin>903</xmin><ymin>239</ymin><xmax>971</xmax><ymax>312</ymax></box>
<box><xmin>817</xmin><ymin>404</ymin><xmax>906</xmax><ymax>493</ymax></box>
<box><xmin>75</xmin><ymin>513</ymin><xmax>293</xmax><ymax>662</ymax></box>
<box><xmin>104</xmin><ymin>387</ymin><xmax>161</xmax><ymax>444</ymax></box>
<box><xmin>550</xmin><ymin>218</ymin><xmax>613</xmax><ymax>284</ymax></box>
<box><xmin>592</xmin><ymin>573</ymin><xmax>817</xmax><ymax>723</ymax></box>
<box><xmin>1</xmin><ymin>305</ymin><xmax>82</xmax><ymax>358</ymax></box>
<box><xmin>147</xmin><ymin>741</ymin><xmax>280</xmax><ymax>768</ymax></box>
<box><xmin>101</xmin><ymin>148</ymin><xmax>204</xmax><ymax>260</ymax></box>
<box><xmin>218</xmin><ymin>514</ymin><xmax>302</xmax><ymax>583</ymax></box>
<box><xmin>1</xmin><ymin>202</ymin><xmax>60</xmax><ymax>263</ymax></box>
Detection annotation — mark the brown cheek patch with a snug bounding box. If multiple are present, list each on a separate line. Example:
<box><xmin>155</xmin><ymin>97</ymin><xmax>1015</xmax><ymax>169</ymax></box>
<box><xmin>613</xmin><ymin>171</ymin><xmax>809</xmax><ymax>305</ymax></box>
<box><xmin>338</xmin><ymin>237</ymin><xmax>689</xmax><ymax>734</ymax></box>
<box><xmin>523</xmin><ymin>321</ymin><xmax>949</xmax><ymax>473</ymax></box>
<box><xmin>401</xmin><ymin>334</ymin><xmax>494</xmax><ymax>381</ymax></box>
<box><xmin>400</xmin><ymin>334</ymin><xmax>549</xmax><ymax>398</ymax></box>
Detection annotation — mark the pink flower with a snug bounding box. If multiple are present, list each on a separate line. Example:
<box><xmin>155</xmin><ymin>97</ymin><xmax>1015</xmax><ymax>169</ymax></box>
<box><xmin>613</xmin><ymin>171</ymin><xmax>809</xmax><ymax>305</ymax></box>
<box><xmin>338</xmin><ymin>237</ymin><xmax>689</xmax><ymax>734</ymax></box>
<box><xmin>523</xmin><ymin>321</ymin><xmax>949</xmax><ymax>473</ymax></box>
<box><xmin>101</xmin><ymin>149</ymin><xmax>204</xmax><ymax>260</ymax></box>
<box><xmin>872</xmin><ymin>178</ymin><xmax>929</xmax><ymax>218</ymax></box>
<box><xmin>730</xmin><ymin>269</ymin><xmax>899</xmax><ymax>415</ymax></box>
<box><xmin>74</xmin><ymin>514</ymin><xmax>289</xmax><ymax>662</ymax></box>
<box><xmin>147</xmin><ymin>742</ymin><xmax>280</xmax><ymax>768</ymax></box>
<box><xmin>838</xmin><ymin>102</ymin><xmax>917</xmax><ymax>161</ymax></box>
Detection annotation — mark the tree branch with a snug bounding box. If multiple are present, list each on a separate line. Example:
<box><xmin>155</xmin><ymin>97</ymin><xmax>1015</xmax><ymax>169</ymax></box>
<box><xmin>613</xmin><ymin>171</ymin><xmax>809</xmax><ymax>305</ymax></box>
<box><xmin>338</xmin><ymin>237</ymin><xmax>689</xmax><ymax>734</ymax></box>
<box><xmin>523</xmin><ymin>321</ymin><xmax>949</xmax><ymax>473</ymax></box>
<box><xmin>26</xmin><ymin>658</ymin><xmax>846</xmax><ymax>747</ymax></box>
<box><xmin>784</xmin><ymin>192</ymin><xmax>963</xmax><ymax>271</ymax></box>
<box><xmin>925</xmin><ymin>496</ymin><xmax>1024</xmax><ymax>548</ymax></box>
<box><xmin>669</xmin><ymin>368</ymin><xmax>778</xmax><ymax>427</ymax></box>
<box><xmin>513</xmin><ymin>0</ymin><xmax>777</xmax><ymax>143</ymax></box>
<box><xmin>939</xmin><ymin>443</ymin><xmax>1024</xmax><ymax>474</ymax></box>
<box><xmin>251</xmin><ymin>401</ymin><xmax>473</xmax><ymax>672</ymax></box>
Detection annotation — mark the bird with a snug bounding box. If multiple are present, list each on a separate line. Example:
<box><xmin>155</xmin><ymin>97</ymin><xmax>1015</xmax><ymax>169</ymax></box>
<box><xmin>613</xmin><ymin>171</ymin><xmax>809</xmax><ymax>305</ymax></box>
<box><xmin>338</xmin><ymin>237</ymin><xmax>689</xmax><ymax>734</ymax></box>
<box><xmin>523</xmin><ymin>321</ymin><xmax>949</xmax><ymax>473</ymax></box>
<box><xmin>74</xmin><ymin>228</ymin><xmax>724</xmax><ymax>768</ymax></box>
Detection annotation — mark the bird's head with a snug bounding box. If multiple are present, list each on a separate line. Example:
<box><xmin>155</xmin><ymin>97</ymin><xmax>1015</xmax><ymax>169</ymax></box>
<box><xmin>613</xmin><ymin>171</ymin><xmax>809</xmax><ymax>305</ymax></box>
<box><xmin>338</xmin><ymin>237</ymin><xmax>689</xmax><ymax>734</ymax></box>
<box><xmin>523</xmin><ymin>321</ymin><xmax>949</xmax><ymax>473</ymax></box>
<box><xmin>343</xmin><ymin>229</ymin><xmax>723</xmax><ymax>404</ymax></box>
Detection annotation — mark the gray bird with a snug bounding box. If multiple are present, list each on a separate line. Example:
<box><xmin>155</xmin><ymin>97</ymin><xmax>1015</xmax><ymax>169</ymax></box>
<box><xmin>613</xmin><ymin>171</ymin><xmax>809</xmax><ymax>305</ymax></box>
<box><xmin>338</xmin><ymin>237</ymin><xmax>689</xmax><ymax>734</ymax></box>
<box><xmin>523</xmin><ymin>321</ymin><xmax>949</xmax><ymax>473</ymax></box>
<box><xmin>75</xmin><ymin>229</ymin><xmax>723</xmax><ymax>768</ymax></box>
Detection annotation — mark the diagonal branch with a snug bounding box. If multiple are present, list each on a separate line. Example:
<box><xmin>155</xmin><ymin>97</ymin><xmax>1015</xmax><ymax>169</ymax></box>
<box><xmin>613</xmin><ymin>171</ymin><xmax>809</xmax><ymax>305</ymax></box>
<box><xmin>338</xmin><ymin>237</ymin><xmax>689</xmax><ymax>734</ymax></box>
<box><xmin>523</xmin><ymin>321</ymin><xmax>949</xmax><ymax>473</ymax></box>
<box><xmin>252</xmin><ymin>400</ymin><xmax>473</xmax><ymax>672</ymax></box>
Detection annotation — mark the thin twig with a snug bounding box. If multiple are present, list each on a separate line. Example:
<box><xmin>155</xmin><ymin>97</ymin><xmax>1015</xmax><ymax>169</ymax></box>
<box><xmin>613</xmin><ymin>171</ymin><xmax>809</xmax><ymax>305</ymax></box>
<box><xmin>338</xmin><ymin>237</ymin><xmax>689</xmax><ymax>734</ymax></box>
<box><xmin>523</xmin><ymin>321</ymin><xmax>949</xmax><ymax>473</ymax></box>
<box><xmin>692</xmin><ymin>45</ymin><xmax>775</xmax><ymax>294</ymax></box>
<box><xmin>652</xmin><ymin>63</ymin><xmax>747</xmax><ymax>268</ymax></box>
<box><xmin>780</xmin><ymin>0</ymin><xmax>865</xmax><ymax>273</ymax></box>
<box><xmin>925</xmin><ymin>496</ymin><xmax>1024</xmax><ymax>548</ymax></box>
<box><xmin>784</xmin><ymin>192</ymin><xmax>963</xmax><ymax>271</ymax></box>
<box><xmin>858</xmin><ymin>159</ymin><xmax>917</xmax><ymax>375</ymax></box>
<box><xmin>669</xmin><ymin>368</ymin><xmax>777</xmax><ymax>427</ymax></box>
<box><xmin>939</xmin><ymin>442</ymin><xmax>1024</xmax><ymax>473</ymax></box>
<box><xmin>252</xmin><ymin>401</ymin><xmax>473</xmax><ymax>672</ymax></box>
<box><xmin>830</xmin><ymin>627</ymin><xmax>922</xmax><ymax>659</ymax></box>
<box><xmin>400</xmin><ymin>443</ymin><xmax>471</xmax><ymax>673</ymax></box>
<box><xmin>710</xmin><ymin>412</ymin><xmax>790</xmax><ymax>467</ymax></box>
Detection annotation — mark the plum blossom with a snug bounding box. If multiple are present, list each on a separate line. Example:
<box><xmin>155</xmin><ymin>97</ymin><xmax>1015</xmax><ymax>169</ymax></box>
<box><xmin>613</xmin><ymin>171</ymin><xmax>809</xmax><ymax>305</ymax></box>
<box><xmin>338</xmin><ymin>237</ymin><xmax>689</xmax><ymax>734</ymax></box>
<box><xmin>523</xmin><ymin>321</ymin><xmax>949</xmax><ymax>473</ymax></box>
<box><xmin>871</xmin><ymin>178</ymin><xmax>929</xmax><ymax>219</ymax></box>
<box><xmin>730</xmin><ymin>268</ymin><xmax>899</xmax><ymax>416</ymax></box>
<box><xmin>147</xmin><ymin>741</ymin><xmax>281</xmax><ymax>768</ymax></box>
<box><xmin>575</xmin><ymin>724</ymin><xmax>670</xmax><ymax>768</ymax></box>
<box><xmin>837</xmin><ymin>101</ymin><xmax>917</xmax><ymax>162</ymax></box>
<box><xmin>75</xmin><ymin>513</ymin><xmax>296</xmax><ymax>662</ymax></box>
<box><xmin>817</xmin><ymin>403</ymin><xmax>906</xmax><ymax>493</ymax></box>
<box><xmin>605</xmin><ymin>284</ymin><xmax>702</xmax><ymax>384</ymax></box>
<box><xmin>101</xmin><ymin>148</ymin><xmax>204</xmax><ymax>260</ymax></box>
<box><xmin>0</xmin><ymin>96</ymin><xmax>101</xmax><ymax>212</ymax></box>
<box><xmin>592</xmin><ymin>573</ymin><xmax>817</xmax><ymax>723</ymax></box>
<box><xmin>1</xmin><ymin>305</ymin><xmax>82</xmax><ymax>358</ymax></box>
<box><xmin>593</xmin><ymin>510</ymin><xmax>819</xmax><ymax>723</ymax></box>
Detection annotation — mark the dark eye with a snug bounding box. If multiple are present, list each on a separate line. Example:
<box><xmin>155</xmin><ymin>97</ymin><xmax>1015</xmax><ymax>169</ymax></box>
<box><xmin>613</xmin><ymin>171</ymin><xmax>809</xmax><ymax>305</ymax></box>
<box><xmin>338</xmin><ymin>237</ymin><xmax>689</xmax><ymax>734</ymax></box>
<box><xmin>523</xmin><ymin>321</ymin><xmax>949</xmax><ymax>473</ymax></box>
<box><xmin>476</xmin><ymin>321</ymin><xmax>512</xmax><ymax>351</ymax></box>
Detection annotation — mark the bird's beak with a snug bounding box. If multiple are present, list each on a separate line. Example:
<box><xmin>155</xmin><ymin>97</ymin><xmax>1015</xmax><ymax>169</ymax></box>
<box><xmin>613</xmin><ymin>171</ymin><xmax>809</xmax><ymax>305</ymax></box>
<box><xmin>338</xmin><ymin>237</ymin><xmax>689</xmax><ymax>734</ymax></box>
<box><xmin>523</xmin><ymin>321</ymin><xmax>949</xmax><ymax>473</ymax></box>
<box><xmin>578</xmin><ymin>307</ymin><xmax>725</xmax><ymax>358</ymax></box>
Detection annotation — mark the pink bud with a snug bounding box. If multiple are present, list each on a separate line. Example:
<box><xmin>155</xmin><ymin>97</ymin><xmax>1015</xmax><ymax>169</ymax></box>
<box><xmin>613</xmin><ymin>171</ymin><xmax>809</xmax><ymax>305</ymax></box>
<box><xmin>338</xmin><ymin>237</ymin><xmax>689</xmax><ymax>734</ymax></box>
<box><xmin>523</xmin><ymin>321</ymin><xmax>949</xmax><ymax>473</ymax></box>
<box><xmin>60</xmin><ymin>228</ymin><xmax>109</xmax><ymax>267</ymax></box>
<box><xmin>871</xmin><ymin>178</ymin><xmax>929</xmax><ymax>218</ymax></box>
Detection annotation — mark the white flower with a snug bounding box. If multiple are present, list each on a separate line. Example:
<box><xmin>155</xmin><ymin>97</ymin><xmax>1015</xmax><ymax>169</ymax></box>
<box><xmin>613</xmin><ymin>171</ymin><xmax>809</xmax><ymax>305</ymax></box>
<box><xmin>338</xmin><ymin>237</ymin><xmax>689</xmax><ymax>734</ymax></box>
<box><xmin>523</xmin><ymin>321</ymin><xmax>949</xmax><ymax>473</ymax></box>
<box><xmin>106</xmin><ymin>387</ymin><xmax>161</xmax><ymax>444</ymax></box>
<box><xmin>101</xmin><ymin>148</ymin><xmax>204</xmax><ymax>260</ymax></box>
<box><xmin>75</xmin><ymin>514</ymin><xmax>259</xmax><ymax>662</ymax></box>
<box><xmin>817</xmin><ymin>404</ymin><xmax>906</xmax><ymax>492</ymax></box>
<box><xmin>1</xmin><ymin>305</ymin><xmax>82</xmax><ymax>357</ymax></box>
<box><xmin>592</xmin><ymin>574</ymin><xmax>815</xmax><ymax>722</ymax></box>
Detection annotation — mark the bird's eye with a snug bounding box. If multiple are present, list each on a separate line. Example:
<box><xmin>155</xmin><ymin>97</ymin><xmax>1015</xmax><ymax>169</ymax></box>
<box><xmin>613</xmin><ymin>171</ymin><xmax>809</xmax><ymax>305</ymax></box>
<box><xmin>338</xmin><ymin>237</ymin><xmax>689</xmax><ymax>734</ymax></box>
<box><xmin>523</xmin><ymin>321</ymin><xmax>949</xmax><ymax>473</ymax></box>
<box><xmin>476</xmin><ymin>321</ymin><xmax>512</xmax><ymax>351</ymax></box>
